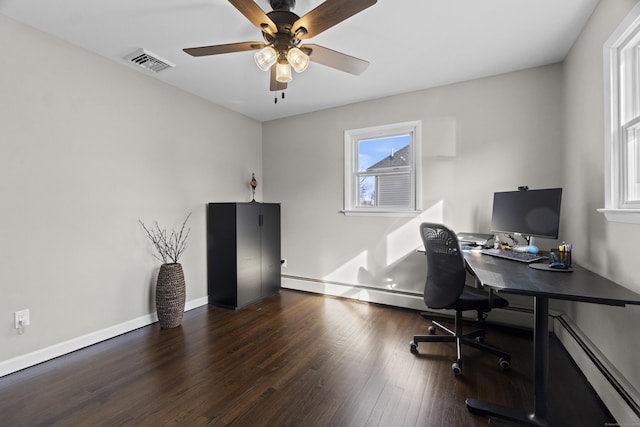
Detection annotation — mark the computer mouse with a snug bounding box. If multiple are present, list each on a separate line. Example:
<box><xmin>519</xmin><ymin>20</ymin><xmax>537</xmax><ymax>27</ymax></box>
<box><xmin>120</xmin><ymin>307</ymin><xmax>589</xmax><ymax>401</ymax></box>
<box><xmin>527</xmin><ymin>245</ymin><xmax>539</xmax><ymax>254</ymax></box>
<box><xmin>549</xmin><ymin>262</ymin><xmax>568</xmax><ymax>269</ymax></box>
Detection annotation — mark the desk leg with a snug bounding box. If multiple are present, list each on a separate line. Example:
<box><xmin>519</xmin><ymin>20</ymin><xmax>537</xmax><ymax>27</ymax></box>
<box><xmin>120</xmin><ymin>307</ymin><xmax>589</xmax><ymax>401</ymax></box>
<box><xmin>533</xmin><ymin>296</ymin><xmax>549</xmax><ymax>421</ymax></box>
<box><xmin>466</xmin><ymin>296</ymin><xmax>551</xmax><ymax>426</ymax></box>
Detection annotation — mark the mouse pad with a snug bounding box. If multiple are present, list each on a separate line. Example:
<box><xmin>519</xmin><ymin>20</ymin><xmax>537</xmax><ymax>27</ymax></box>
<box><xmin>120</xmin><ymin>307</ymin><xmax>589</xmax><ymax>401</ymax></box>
<box><xmin>529</xmin><ymin>263</ymin><xmax>573</xmax><ymax>272</ymax></box>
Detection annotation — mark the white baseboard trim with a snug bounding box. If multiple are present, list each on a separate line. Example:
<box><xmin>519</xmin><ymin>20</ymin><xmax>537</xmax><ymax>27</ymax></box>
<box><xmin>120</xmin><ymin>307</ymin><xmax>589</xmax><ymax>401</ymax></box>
<box><xmin>281</xmin><ymin>275</ymin><xmax>534</xmax><ymax>328</ymax></box>
<box><xmin>554</xmin><ymin>315</ymin><xmax>640</xmax><ymax>425</ymax></box>
<box><xmin>185</xmin><ymin>296</ymin><xmax>209</xmax><ymax>311</ymax></box>
<box><xmin>0</xmin><ymin>296</ymin><xmax>209</xmax><ymax>378</ymax></box>
<box><xmin>282</xmin><ymin>275</ymin><xmax>427</xmax><ymax>310</ymax></box>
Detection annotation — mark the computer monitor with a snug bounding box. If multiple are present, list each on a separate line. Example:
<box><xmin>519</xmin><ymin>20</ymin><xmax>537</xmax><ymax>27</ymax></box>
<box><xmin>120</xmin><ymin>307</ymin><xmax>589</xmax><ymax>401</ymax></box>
<box><xmin>490</xmin><ymin>188</ymin><xmax>562</xmax><ymax>240</ymax></box>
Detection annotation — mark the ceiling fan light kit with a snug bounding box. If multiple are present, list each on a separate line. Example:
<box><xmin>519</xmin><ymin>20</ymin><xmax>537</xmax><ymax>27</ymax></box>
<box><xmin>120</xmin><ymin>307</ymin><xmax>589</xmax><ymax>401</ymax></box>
<box><xmin>275</xmin><ymin>61</ymin><xmax>292</xmax><ymax>83</ymax></box>
<box><xmin>286</xmin><ymin>47</ymin><xmax>309</xmax><ymax>73</ymax></box>
<box><xmin>183</xmin><ymin>0</ymin><xmax>377</xmax><ymax>93</ymax></box>
<box><xmin>254</xmin><ymin>46</ymin><xmax>278</xmax><ymax>71</ymax></box>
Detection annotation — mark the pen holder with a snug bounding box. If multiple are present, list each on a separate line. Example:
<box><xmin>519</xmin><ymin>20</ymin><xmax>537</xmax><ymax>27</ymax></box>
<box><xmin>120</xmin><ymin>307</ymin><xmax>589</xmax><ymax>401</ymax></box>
<box><xmin>549</xmin><ymin>249</ymin><xmax>571</xmax><ymax>267</ymax></box>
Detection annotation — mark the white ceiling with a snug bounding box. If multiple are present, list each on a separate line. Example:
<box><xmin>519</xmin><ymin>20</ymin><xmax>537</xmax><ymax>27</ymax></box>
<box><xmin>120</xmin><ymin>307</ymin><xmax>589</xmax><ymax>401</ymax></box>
<box><xmin>1</xmin><ymin>0</ymin><xmax>599</xmax><ymax>122</ymax></box>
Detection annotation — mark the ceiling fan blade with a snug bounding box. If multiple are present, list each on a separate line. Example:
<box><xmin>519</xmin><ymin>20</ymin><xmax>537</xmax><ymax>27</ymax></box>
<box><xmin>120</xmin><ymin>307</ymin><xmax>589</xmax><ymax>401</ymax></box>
<box><xmin>228</xmin><ymin>0</ymin><xmax>277</xmax><ymax>35</ymax></box>
<box><xmin>270</xmin><ymin>65</ymin><xmax>288</xmax><ymax>91</ymax></box>
<box><xmin>183</xmin><ymin>42</ymin><xmax>265</xmax><ymax>57</ymax></box>
<box><xmin>292</xmin><ymin>0</ymin><xmax>377</xmax><ymax>39</ymax></box>
<box><xmin>302</xmin><ymin>44</ymin><xmax>369</xmax><ymax>75</ymax></box>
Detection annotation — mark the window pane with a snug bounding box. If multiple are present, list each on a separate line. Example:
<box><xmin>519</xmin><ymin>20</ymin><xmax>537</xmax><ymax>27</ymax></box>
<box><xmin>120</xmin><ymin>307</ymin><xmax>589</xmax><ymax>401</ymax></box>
<box><xmin>621</xmin><ymin>45</ymin><xmax>635</xmax><ymax>122</ymax></box>
<box><xmin>357</xmin><ymin>175</ymin><xmax>376</xmax><ymax>207</ymax></box>
<box><xmin>377</xmin><ymin>173</ymin><xmax>411</xmax><ymax>206</ymax></box>
<box><xmin>626</xmin><ymin>123</ymin><xmax>640</xmax><ymax>204</ymax></box>
<box><xmin>358</xmin><ymin>135</ymin><xmax>411</xmax><ymax>172</ymax></box>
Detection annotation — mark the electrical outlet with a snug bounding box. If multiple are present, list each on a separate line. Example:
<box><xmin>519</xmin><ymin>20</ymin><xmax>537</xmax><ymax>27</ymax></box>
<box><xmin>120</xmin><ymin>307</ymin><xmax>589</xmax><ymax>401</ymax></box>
<box><xmin>15</xmin><ymin>309</ymin><xmax>30</xmax><ymax>329</ymax></box>
<box><xmin>281</xmin><ymin>259</ymin><xmax>288</xmax><ymax>268</ymax></box>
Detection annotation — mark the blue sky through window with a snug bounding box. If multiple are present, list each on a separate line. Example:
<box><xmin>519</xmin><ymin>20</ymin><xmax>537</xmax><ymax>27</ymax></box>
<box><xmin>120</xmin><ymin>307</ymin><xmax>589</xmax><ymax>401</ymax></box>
<box><xmin>358</xmin><ymin>135</ymin><xmax>410</xmax><ymax>171</ymax></box>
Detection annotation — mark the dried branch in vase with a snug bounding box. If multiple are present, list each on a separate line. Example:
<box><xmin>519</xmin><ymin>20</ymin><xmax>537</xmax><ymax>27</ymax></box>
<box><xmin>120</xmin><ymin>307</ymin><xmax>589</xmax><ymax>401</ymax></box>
<box><xmin>138</xmin><ymin>212</ymin><xmax>191</xmax><ymax>264</ymax></box>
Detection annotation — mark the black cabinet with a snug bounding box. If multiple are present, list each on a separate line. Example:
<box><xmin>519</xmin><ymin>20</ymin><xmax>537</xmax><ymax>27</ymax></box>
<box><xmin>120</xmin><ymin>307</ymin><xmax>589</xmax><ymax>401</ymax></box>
<box><xmin>207</xmin><ymin>202</ymin><xmax>281</xmax><ymax>309</ymax></box>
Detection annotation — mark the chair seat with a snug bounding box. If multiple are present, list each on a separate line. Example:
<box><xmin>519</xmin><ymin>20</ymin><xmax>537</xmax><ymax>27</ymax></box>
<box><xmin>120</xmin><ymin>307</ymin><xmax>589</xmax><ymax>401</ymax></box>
<box><xmin>452</xmin><ymin>287</ymin><xmax>509</xmax><ymax>312</ymax></box>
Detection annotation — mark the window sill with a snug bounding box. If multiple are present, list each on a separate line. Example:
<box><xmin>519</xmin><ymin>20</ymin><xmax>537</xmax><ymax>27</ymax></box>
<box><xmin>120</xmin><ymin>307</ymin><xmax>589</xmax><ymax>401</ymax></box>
<box><xmin>597</xmin><ymin>208</ymin><xmax>640</xmax><ymax>224</ymax></box>
<box><xmin>341</xmin><ymin>210</ymin><xmax>423</xmax><ymax>217</ymax></box>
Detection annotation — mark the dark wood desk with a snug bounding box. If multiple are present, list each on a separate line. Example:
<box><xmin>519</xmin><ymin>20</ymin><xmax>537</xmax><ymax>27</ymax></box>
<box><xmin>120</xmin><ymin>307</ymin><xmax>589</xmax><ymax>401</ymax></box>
<box><xmin>464</xmin><ymin>252</ymin><xmax>640</xmax><ymax>426</ymax></box>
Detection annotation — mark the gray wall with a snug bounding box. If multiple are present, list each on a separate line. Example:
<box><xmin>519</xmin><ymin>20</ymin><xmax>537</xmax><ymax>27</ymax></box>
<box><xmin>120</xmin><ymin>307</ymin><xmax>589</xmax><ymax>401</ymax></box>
<box><xmin>263</xmin><ymin>65</ymin><xmax>564</xmax><ymax>297</ymax></box>
<box><xmin>0</xmin><ymin>14</ymin><xmax>262</xmax><ymax>362</ymax></box>
<box><xmin>562</xmin><ymin>0</ymin><xmax>640</xmax><ymax>390</ymax></box>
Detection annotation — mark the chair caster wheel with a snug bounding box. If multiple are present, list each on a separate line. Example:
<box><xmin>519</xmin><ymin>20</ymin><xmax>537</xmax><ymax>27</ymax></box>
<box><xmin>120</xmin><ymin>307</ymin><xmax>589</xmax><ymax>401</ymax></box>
<box><xmin>452</xmin><ymin>363</ymin><xmax>462</xmax><ymax>376</ymax></box>
<box><xmin>499</xmin><ymin>358</ymin><xmax>511</xmax><ymax>369</ymax></box>
<box><xmin>409</xmin><ymin>341</ymin><xmax>418</xmax><ymax>353</ymax></box>
<box><xmin>428</xmin><ymin>325</ymin><xmax>436</xmax><ymax>335</ymax></box>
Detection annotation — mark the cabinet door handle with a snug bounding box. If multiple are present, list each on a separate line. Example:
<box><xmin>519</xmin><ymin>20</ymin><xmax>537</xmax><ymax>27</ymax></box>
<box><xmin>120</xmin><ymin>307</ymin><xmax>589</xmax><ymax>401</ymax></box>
<box><xmin>259</xmin><ymin>214</ymin><xmax>263</xmax><ymax>226</ymax></box>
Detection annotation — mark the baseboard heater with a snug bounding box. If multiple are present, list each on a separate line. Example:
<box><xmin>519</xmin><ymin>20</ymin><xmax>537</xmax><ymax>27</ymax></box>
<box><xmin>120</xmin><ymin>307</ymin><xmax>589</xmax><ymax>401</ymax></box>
<box><xmin>553</xmin><ymin>314</ymin><xmax>640</xmax><ymax>424</ymax></box>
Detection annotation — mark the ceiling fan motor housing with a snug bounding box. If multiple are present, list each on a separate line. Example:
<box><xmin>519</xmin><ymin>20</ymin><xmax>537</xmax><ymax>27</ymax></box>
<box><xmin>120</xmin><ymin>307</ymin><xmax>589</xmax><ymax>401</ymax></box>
<box><xmin>266</xmin><ymin>10</ymin><xmax>301</xmax><ymax>35</ymax></box>
<box><xmin>264</xmin><ymin>10</ymin><xmax>304</xmax><ymax>53</ymax></box>
<box><xmin>270</xmin><ymin>0</ymin><xmax>296</xmax><ymax>12</ymax></box>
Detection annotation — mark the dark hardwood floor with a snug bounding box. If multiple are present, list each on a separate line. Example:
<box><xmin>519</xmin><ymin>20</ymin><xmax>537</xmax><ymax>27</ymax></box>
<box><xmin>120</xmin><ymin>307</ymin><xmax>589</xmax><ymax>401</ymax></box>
<box><xmin>0</xmin><ymin>290</ymin><xmax>614</xmax><ymax>426</ymax></box>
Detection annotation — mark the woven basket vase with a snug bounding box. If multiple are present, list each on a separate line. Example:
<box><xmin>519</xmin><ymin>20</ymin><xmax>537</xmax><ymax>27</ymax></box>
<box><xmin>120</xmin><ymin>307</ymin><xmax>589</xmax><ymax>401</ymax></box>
<box><xmin>156</xmin><ymin>263</ymin><xmax>186</xmax><ymax>329</ymax></box>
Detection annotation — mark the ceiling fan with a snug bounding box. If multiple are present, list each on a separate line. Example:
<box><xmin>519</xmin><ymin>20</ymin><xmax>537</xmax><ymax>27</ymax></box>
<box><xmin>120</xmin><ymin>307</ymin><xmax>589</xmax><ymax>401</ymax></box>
<box><xmin>183</xmin><ymin>0</ymin><xmax>377</xmax><ymax>93</ymax></box>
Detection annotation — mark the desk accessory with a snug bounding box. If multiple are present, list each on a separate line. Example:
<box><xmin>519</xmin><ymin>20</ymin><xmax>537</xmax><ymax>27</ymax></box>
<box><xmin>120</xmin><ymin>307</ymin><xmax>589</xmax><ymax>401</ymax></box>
<box><xmin>529</xmin><ymin>263</ymin><xmax>573</xmax><ymax>272</ymax></box>
<box><xmin>549</xmin><ymin>243</ymin><xmax>571</xmax><ymax>267</ymax></box>
<box><xmin>457</xmin><ymin>232</ymin><xmax>494</xmax><ymax>247</ymax></box>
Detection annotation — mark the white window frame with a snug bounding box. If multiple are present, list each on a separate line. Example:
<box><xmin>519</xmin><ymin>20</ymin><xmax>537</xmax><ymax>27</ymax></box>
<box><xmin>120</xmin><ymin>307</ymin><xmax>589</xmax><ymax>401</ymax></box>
<box><xmin>600</xmin><ymin>3</ymin><xmax>640</xmax><ymax>224</ymax></box>
<box><xmin>343</xmin><ymin>121</ymin><xmax>422</xmax><ymax>216</ymax></box>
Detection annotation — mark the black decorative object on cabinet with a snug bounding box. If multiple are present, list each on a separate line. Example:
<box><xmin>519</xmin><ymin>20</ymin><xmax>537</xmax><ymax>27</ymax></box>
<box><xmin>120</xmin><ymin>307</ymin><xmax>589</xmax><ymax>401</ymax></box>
<box><xmin>207</xmin><ymin>202</ymin><xmax>281</xmax><ymax>309</ymax></box>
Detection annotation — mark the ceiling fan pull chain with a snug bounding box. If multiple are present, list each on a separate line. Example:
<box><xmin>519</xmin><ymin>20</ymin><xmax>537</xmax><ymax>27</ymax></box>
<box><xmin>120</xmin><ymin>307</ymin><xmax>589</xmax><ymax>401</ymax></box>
<box><xmin>274</xmin><ymin>91</ymin><xmax>286</xmax><ymax>104</ymax></box>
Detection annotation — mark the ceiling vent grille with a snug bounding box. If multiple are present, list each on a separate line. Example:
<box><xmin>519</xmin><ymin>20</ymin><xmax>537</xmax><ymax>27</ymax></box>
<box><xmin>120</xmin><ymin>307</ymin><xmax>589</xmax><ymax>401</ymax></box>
<box><xmin>125</xmin><ymin>49</ymin><xmax>175</xmax><ymax>73</ymax></box>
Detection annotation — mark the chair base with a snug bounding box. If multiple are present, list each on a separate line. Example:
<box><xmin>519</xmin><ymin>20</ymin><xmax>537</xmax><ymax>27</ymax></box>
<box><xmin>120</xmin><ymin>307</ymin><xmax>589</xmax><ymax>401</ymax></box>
<box><xmin>410</xmin><ymin>311</ymin><xmax>511</xmax><ymax>376</ymax></box>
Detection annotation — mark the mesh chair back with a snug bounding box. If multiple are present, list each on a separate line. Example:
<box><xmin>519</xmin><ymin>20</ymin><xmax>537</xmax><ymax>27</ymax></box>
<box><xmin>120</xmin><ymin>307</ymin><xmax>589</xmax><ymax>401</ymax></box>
<box><xmin>420</xmin><ymin>223</ymin><xmax>467</xmax><ymax>309</ymax></box>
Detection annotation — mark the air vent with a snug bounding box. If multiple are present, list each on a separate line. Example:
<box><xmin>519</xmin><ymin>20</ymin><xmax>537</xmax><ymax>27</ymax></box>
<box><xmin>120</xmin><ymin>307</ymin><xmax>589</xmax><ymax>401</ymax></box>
<box><xmin>125</xmin><ymin>49</ymin><xmax>175</xmax><ymax>73</ymax></box>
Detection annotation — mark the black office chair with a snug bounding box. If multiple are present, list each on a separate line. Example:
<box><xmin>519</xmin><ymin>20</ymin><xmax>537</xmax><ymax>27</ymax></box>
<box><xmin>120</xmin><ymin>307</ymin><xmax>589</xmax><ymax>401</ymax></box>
<box><xmin>410</xmin><ymin>222</ymin><xmax>511</xmax><ymax>376</ymax></box>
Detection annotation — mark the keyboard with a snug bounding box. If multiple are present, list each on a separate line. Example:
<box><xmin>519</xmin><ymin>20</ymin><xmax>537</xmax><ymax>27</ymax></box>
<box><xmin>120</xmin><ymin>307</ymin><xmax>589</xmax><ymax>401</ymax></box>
<box><xmin>481</xmin><ymin>248</ymin><xmax>545</xmax><ymax>263</ymax></box>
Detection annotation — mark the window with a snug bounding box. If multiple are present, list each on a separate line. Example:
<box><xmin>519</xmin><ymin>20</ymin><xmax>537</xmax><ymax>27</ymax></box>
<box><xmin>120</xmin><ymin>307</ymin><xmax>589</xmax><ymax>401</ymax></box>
<box><xmin>343</xmin><ymin>121</ymin><xmax>422</xmax><ymax>215</ymax></box>
<box><xmin>601</xmin><ymin>3</ymin><xmax>640</xmax><ymax>223</ymax></box>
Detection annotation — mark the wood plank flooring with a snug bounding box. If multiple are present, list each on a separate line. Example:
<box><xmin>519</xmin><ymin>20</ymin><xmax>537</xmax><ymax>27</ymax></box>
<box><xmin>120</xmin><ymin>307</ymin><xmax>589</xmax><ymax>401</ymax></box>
<box><xmin>0</xmin><ymin>289</ymin><xmax>614</xmax><ymax>426</ymax></box>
